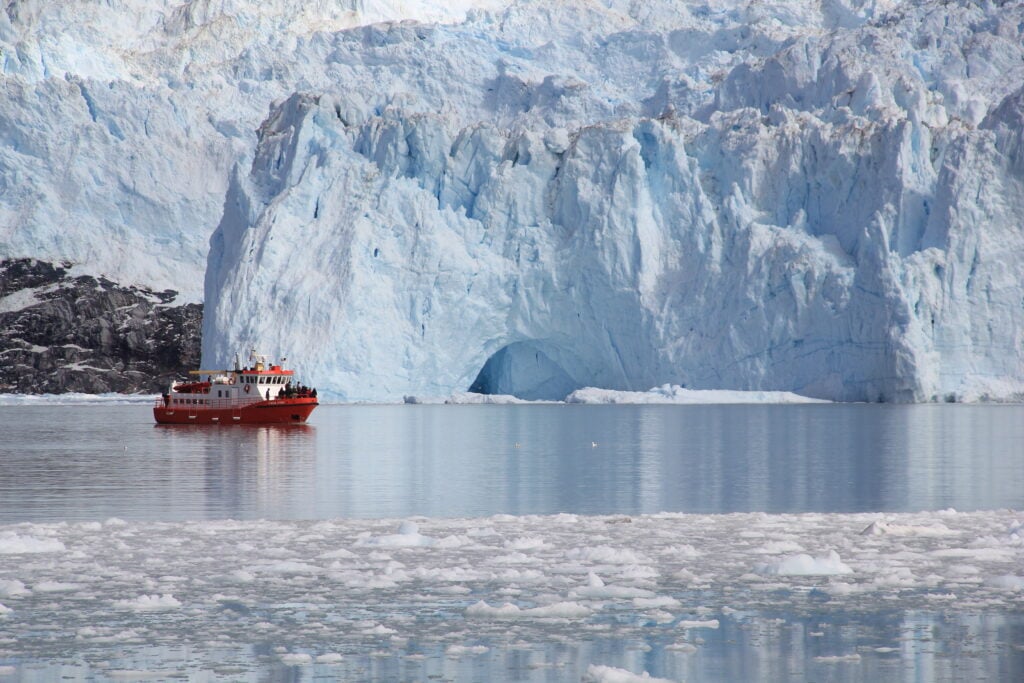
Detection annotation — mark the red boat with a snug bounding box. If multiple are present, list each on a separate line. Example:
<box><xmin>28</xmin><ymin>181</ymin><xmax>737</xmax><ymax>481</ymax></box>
<box><xmin>154</xmin><ymin>351</ymin><xmax>318</xmax><ymax>425</ymax></box>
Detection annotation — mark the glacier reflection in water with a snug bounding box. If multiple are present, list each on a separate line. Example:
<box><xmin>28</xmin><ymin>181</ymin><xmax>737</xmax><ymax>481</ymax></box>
<box><xmin>0</xmin><ymin>403</ymin><xmax>1022</xmax><ymax>522</ymax></box>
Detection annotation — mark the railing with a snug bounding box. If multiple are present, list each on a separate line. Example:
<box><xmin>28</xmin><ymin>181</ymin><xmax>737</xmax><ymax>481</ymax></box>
<box><xmin>154</xmin><ymin>396</ymin><xmax>261</xmax><ymax>409</ymax></box>
<box><xmin>154</xmin><ymin>394</ymin><xmax>315</xmax><ymax>409</ymax></box>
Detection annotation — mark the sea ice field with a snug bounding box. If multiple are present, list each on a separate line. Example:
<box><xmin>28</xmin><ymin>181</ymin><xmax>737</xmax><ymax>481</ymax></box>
<box><xmin>1</xmin><ymin>510</ymin><xmax>1023</xmax><ymax>681</ymax></box>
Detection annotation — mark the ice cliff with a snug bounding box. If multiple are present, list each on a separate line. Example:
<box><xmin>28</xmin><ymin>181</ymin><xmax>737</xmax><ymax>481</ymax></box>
<box><xmin>3</xmin><ymin>1</ymin><xmax>1023</xmax><ymax>401</ymax></box>
<box><xmin>0</xmin><ymin>0</ymin><xmax>500</xmax><ymax>298</ymax></box>
<box><xmin>0</xmin><ymin>0</ymin><xmax>500</xmax><ymax>388</ymax></box>
<box><xmin>204</xmin><ymin>0</ymin><xmax>1024</xmax><ymax>402</ymax></box>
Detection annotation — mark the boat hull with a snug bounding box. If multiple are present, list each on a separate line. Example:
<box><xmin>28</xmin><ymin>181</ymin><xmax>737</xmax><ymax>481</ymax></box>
<box><xmin>153</xmin><ymin>398</ymin><xmax>318</xmax><ymax>425</ymax></box>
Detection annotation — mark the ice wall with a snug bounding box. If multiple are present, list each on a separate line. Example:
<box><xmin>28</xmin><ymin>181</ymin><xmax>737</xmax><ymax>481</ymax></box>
<box><xmin>0</xmin><ymin>0</ymin><xmax>509</xmax><ymax>298</ymax></box>
<box><xmin>193</xmin><ymin>0</ymin><xmax>1020</xmax><ymax>401</ymax></box>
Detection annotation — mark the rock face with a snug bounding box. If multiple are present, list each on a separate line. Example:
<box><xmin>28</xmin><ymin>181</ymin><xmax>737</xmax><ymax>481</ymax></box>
<box><xmin>0</xmin><ymin>259</ymin><xmax>201</xmax><ymax>393</ymax></box>
<box><xmin>202</xmin><ymin>1</ymin><xmax>1024</xmax><ymax>403</ymax></box>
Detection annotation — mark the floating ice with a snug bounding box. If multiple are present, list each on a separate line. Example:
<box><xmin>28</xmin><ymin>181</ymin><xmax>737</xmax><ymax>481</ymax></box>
<box><xmin>1</xmin><ymin>510</ymin><xmax>1021</xmax><ymax>670</ymax></box>
<box><xmin>112</xmin><ymin>594</ymin><xmax>182</xmax><ymax>611</ymax></box>
<box><xmin>357</xmin><ymin>521</ymin><xmax>438</xmax><ymax>547</ymax></box>
<box><xmin>583</xmin><ymin>664</ymin><xmax>677</xmax><ymax>683</ymax></box>
<box><xmin>466</xmin><ymin>600</ymin><xmax>592</xmax><ymax>620</ymax></box>
<box><xmin>0</xmin><ymin>532</ymin><xmax>65</xmax><ymax>554</ymax></box>
<box><xmin>676</xmin><ymin>619</ymin><xmax>720</xmax><ymax>629</ymax></box>
<box><xmin>860</xmin><ymin>520</ymin><xmax>957</xmax><ymax>537</ymax></box>
<box><xmin>755</xmin><ymin>550</ymin><xmax>853</xmax><ymax>576</ymax></box>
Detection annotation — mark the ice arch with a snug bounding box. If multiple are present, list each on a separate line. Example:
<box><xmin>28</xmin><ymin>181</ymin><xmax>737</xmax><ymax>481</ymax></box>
<box><xmin>468</xmin><ymin>341</ymin><xmax>583</xmax><ymax>401</ymax></box>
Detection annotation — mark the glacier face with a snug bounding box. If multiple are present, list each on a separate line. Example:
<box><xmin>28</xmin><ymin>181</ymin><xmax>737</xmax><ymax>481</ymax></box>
<box><xmin>0</xmin><ymin>0</ymin><xmax>503</xmax><ymax>298</ymax></box>
<box><xmin>203</xmin><ymin>0</ymin><xmax>1024</xmax><ymax>402</ymax></box>
<box><xmin>5</xmin><ymin>0</ymin><xmax>1020</xmax><ymax>402</ymax></box>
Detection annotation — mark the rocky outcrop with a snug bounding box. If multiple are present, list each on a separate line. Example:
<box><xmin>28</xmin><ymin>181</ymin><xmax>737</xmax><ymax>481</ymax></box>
<box><xmin>0</xmin><ymin>259</ymin><xmax>201</xmax><ymax>393</ymax></box>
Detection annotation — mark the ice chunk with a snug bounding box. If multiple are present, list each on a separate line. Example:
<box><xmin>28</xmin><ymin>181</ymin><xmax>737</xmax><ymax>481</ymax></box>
<box><xmin>755</xmin><ymin>550</ymin><xmax>853</xmax><ymax>576</ymax></box>
<box><xmin>583</xmin><ymin>665</ymin><xmax>678</xmax><ymax>683</ymax></box>
<box><xmin>466</xmin><ymin>600</ymin><xmax>592</xmax><ymax>619</ymax></box>
<box><xmin>113</xmin><ymin>594</ymin><xmax>182</xmax><ymax>610</ymax></box>
<box><xmin>566</xmin><ymin>546</ymin><xmax>648</xmax><ymax>564</ymax></box>
<box><xmin>357</xmin><ymin>521</ymin><xmax>437</xmax><ymax>547</ymax></box>
<box><xmin>0</xmin><ymin>533</ymin><xmax>65</xmax><ymax>554</ymax></box>
<box><xmin>676</xmin><ymin>619</ymin><xmax>719</xmax><ymax>629</ymax></box>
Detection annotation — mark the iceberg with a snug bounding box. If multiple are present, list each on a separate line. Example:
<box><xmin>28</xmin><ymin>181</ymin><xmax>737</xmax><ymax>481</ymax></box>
<box><xmin>202</xmin><ymin>0</ymin><xmax>1024</xmax><ymax>402</ymax></box>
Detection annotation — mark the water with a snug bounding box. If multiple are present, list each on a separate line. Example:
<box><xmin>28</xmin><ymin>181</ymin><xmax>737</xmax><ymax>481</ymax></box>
<box><xmin>1</xmin><ymin>403</ymin><xmax>1022</xmax><ymax>522</ymax></box>
<box><xmin>1</xmin><ymin>403</ymin><xmax>1022</xmax><ymax>682</ymax></box>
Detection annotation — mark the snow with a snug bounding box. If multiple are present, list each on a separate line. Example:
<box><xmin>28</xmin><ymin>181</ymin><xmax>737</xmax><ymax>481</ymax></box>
<box><xmin>0</xmin><ymin>286</ymin><xmax>43</xmax><ymax>314</ymax></box>
<box><xmin>1</xmin><ymin>509</ymin><xmax>1022</xmax><ymax>671</ymax></box>
<box><xmin>0</xmin><ymin>393</ymin><xmax>157</xmax><ymax>406</ymax></box>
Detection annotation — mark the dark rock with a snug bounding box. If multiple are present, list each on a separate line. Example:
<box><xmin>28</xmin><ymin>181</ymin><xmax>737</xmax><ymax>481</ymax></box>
<box><xmin>0</xmin><ymin>258</ymin><xmax>201</xmax><ymax>393</ymax></box>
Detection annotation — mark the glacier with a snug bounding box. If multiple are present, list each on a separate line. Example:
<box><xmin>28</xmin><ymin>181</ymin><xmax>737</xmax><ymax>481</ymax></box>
<box><xmin>3</xmin><ymin>1</ymin><xmax>1023</xmax><ymax>402</ymax></box>
<box><xmin>203</xmin><ymin>0</ymin><xmax>1024</xmax><ymax>402</ymax></box>
<box><xmin>0</xmin><ymin>0</ymin><xmax>502</xmax><ymax>298</ymax></box>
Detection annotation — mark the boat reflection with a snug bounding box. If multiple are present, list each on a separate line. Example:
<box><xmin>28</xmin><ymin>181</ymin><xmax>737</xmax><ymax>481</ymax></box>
<box><xmin>153</xmin><ymin>422</ymin><xmax>318</xmax><ymax>520</ymax></box>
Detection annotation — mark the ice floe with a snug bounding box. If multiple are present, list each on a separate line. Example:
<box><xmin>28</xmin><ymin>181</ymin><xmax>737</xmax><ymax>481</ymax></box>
<box><xmin>1</xmin><ymin>509</ymin><xmax>1021</xmax><ymax>670</ymax></box>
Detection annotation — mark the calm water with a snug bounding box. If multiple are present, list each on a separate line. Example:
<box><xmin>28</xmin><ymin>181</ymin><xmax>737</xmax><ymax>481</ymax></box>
<box><xmin>1</xmin><ymin>402</ymin><xmax>1022</xmax><ymax>683</ymax></box>
<box><xmin>0</xmin><ymin>403</ymin><xmax>1022</xmax><ymax>522</ymax></box>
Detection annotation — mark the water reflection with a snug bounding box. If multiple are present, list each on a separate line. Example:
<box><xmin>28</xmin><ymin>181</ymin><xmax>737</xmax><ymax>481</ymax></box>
<box><xmin>0</xmin><ymin>404</ymin><xmax>1022</xmax><ymax>522</ymax></box>
<box><xmin>189</xmin><ymin>424</ymin><xmax>317</xmax><ymax>519</ymax></box>
<box><xmin>313</xmin><ymin>404</ymin><xmax>1024</xmax><ymax>517</ymax></box>
<box><xmin>6</xmin><ymin>610</ymin><xmax>1021</xmax><ymax>682</ymax></box>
